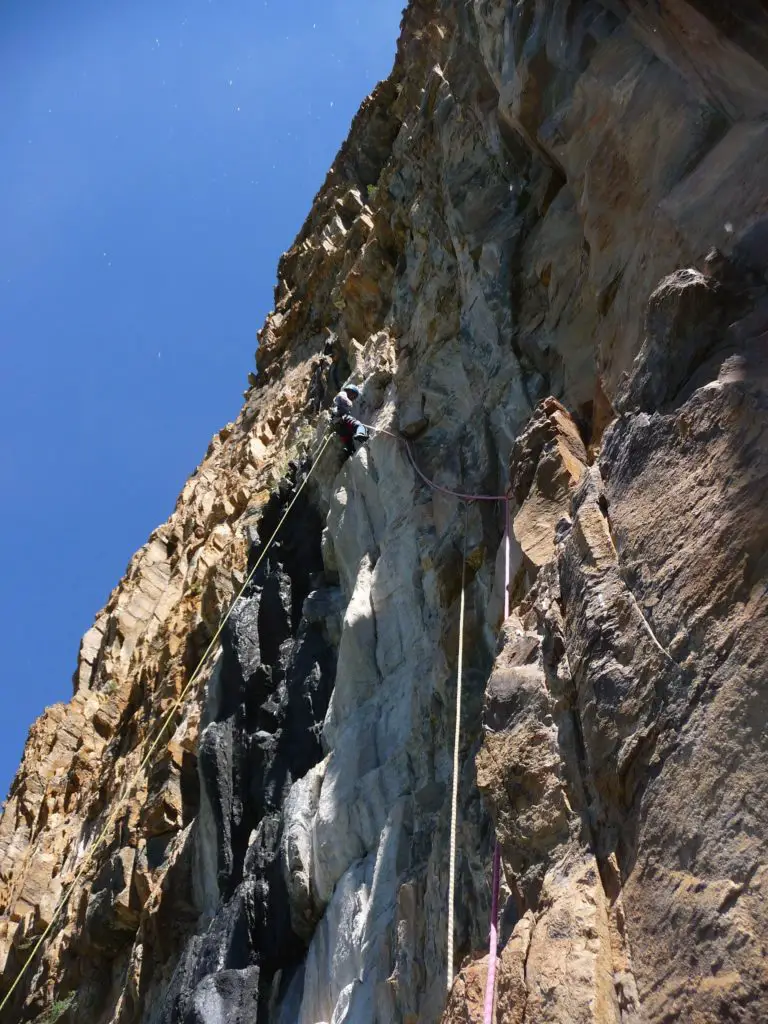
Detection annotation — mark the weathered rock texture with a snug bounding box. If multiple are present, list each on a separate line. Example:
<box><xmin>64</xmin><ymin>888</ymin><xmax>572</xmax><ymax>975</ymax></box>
<box><xmin>2</xmin><ymin>2</ymin><xmax>768</xmax><ymax>1023</ymax></box>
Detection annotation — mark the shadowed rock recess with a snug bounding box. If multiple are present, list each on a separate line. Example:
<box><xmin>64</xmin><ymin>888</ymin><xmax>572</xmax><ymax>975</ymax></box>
<box><xmin>2</xmin><ymin>2</ymin><xmax>768</xmax><ymax>1022</ymax></box>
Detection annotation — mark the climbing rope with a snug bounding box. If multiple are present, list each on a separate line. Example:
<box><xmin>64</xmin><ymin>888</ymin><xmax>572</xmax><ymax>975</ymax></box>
<box><xmin>0</xmin><ymin>432</ymin><xmax>333</xmax><ymax>1019</ymax></box>
<box><xmin>358</xmin><ymin>418</ymin><xmax>507</xmax><ymax>1016</ymax></box>
<box><xmin>4</xmin><ymin>415</ymin><xmax>508</xmax><ymax>1016</ymax></box>
<box><xmin>358</xmin><ymin>419</ymin><xmax>505</xmax><ymax>503</ymax></box>
<box><xmin>446</xmin><ymin>500</ymin><xmax>470</xmax><ymax>992</ymax></box>
<box><xmin>480</xmin><ymin>500</ymin><xmax>512</xmax><ymax>1022</ymax></box>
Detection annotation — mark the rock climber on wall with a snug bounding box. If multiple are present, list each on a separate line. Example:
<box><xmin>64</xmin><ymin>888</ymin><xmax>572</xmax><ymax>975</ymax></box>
<box><xmin>331</xmin><ymin>383</ymin><xmax>368</xmax><ymax>459</ymax></box>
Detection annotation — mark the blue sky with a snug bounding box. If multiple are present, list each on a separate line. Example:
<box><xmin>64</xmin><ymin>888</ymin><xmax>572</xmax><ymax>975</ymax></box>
<box><xmin>0</xmin><ymin>0</ymin><xmax>403</xmax><ymax>800</ymax></box>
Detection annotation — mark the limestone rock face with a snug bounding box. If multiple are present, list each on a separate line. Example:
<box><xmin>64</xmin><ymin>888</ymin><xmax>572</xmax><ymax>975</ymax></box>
<box><xmin>2</xmin><ymin>2</ymin><xmax>768</xmax><ymax>1023</ymax></box>
<box><xmin>473</xmin><ymin>261</ymin><xmax>768</xmax><ymax>1022</ymax></box>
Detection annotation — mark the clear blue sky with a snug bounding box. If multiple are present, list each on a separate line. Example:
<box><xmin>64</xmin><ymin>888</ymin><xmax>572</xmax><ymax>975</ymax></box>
<box><xmin>0</xmin><ymin>0</ymin><xmax>403</xmax><ymax>801</ymax></box>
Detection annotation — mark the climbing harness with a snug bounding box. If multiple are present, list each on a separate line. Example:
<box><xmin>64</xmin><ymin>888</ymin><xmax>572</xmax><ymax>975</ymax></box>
<box><xmin>359</xmin><ymin>418</ymin><xmax>506</xmax><ymax>1017</ymax></box>
<box><xmin>0</xmin><ymin>432</ymin><xmax>334</xmax><ymax>1019</ymax></box>
<box><xmin>446</xmin><ymin>501</ymin><xmax>469</xmax><ymax>992</ymax></box>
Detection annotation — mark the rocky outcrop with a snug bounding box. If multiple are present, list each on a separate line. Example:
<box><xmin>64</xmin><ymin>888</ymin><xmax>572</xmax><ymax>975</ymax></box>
<box><xmin>472</xmin><ymin>252</ymin><xmax>768</xmax><ymax>1023</ymax></box>
<box><xmin>2</xmin><ymin>2</ymin><xmax>768</xmax><ymax>1023</ymax></box>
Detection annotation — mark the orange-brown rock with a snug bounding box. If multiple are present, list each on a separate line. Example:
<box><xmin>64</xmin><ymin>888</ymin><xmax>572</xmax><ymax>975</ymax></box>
<box><xmin>4</xmin><ymin>1</ymin><xmax>768</xmax><ymax>1022</ymax></box>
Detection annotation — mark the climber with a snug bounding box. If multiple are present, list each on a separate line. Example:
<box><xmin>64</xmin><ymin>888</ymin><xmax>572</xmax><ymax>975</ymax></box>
<box><xmin>304</xmin><ymin>336</ymin><xmax>347</xmax><ymax>415</ymax></box>
<box><xmin>331</xmin><ymin>383</ymin><xmax>368</xmax><ymax>459</ymax></box>
<box><xmin>305</xmin><ymin>353</ymin><xmax>330</xmax><ymax>413</ymax></box>
<box><xmin>323</xmin><ymin>334</ymin><xmax>346</xmax><ymax>403</ymax></box>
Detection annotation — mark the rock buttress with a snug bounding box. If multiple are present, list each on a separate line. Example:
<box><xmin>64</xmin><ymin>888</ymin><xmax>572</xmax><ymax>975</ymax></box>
<box><xmin>471</xmin><ymin>260</ymin><xmax>768</xmax><ymax>1024</ymax></box>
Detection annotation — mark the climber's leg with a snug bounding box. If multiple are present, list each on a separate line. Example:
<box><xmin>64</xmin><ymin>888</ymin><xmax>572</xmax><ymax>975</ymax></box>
<box><xmin>338</xmin><ymin>425</ymin><xmax>355</xmax><ymax>460</ymax></box>
<box><xmin>352</xmin><ymin>424</ymin><xmax>368</xmax><ymax>452</ymax></box>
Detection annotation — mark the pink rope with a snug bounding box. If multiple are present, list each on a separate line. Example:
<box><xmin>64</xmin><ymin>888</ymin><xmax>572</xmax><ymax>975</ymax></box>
<box><xmin>360</xmin><ymin>417</ymin><xmax>505</xmax><ymax>1016</ymax></box>
<box><xmin>359</xmin><ymin>420</ymin><xmax>508</xmax><ymax>502</ymax></box>
<box><xmin>403</xmin><ymin>439</ymin><xmax>505</xmax><ymax>502</ymax></box>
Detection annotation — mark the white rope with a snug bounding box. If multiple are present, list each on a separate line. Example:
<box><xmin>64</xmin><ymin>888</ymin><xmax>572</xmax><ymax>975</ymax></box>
<box><xmin>447</xmin><ymin>502</ymin><xmax>469</xmax><ymax>992</ymax></box>
<box><xmin>483</xmin><ymin>497</ymin><xmax>511</xmax><ymax>1022</ymax></box>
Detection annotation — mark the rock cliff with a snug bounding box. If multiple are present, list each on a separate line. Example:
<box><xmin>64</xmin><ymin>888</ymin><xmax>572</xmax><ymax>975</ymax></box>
<box><xmin>3</xmin><ymin>2</ymin><xmax>768</xmax><ymax>1022</ymax></box>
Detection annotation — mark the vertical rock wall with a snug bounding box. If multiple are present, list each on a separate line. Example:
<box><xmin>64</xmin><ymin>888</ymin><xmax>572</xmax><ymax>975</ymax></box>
<box><xmin>2</xmin><ymin>2</ymin><xmax>768</xmax><ymax>1023</ymax></box>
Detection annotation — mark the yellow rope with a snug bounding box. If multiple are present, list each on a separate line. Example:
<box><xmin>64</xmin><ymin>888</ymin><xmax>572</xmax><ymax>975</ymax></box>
<box><xmin>446</xmin><ymin>500</ymin><xmax>470</xmax><ymax>992</ymax></box>
<box><xmin>0</xmin><ymin>431</ymin><xmax>333</xmax><ymax>1017</ymax></box>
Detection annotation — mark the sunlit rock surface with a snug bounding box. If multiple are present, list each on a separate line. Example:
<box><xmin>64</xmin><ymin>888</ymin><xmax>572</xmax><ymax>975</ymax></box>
<box><xmin>2</xmin><ymin>2</ymin><xmax>768</xmax><ymax>1022</ymax></box>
